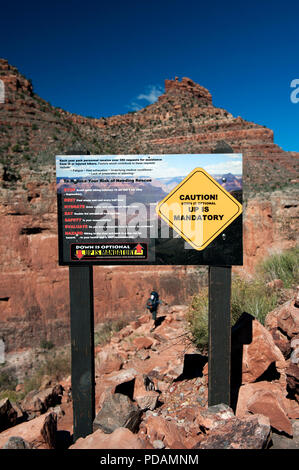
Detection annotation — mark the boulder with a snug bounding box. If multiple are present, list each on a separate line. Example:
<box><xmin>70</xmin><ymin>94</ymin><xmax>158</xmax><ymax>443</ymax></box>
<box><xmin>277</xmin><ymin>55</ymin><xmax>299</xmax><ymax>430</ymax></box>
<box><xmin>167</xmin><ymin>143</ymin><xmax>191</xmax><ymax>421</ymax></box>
<box><xmin>22</xmin><ymin>390</ymin><xmax>44</xmax><ymax>416</ymax></box>
<box><xmin>265</xmin><ymin>298</ymin><xmax>299</xmax><ymax>339</ymax></box>
<box><xmin>104</xmin><ymin>368</ymin><xmax>138</xmax><ymax>394</ymax></box>
<box><xmin>0</xmin><ymin>398</ymin><xmax>17</xmax><ymax>432</ymax></box>
<box><xmin>0</xmin><ymin>411</ymin><xmax>53</xmax><ymax>449</ymax></box>
<box><xmin>40</xmin><ymin>412</ymin><xmax>57</xmax><ymax>449</ymax></box>
<box><xmin>134</xmin><ymin>393</ymin><xmax>159</xmax><ymax>411</ymax></box>
<box><xmin>153</xmin><ymin>440</ymin><xmax>165</xmax><ymax>449</ymax></box>
<box><xmin>70</xmin><ymin>427</ymin><xmax>144</xmax><ymax>449</ymax></box>
<box><xmin>285</xmin><ymin>398</ymin><xmax>299</xmax><ymax>419</ymax></box>
<box><xmin>271</xmin><ymin>419</ymin><xmax>299</xmax><ymax>449</ymax></box>
<box><xmin>95</xmin><ymin>368</ymin><xmax>138</xmax><ymax>411</ymax></box>
<box><xmin>196</xmin><ymin>414</ymin><xmax>271</xmax><ymax>449</ymax></box>
<box><xmin>133</xmin><ymin>375</ymin><xmax>159</xmax><ymax>411</ymax></box>
<box><xmin>93</xmin><ymin>393</ymin><xmax>142</xmax><ymax>434</ymax></box>
<box><xmin>2</xmin><ymin>436</ymin><xmax>33</xmax><ymax>449</ymax></box>
<box><xmin>95</xmin><ymin>349</ymin><xmax>123</xmax><ymax>375</ymax></box>
<box><xmin>291</xmin><ymin>336</ymin><xmax>299</xmax><ymax>350</ymax></box>
<box><xmin>269</xmin><ymin>328</ymin><xmax>291</xmax><ymax>358</ymax></box>
<box><xmin>277</xmin><ymin>303</ymin><xmax>299</xmax><ymax>338</ymax></box>
<box><xmin>248</xmin><ymin>393</ymin><xmax>292</xmax><ymax>436</ymax></box>
<box><xmin>138</xmin><ymin>314</ymin><xmax>152</xmax><ymax>325</ymax></box>
<box><xmin>236</xmin><ymin>381</ymin><xmax>292</xmax><ymax>436</ymax></box>
<box><xmin>21</xmin><ymin>385</ymin><xmax>63</xmax><ymax>417</ymax></box>
<box><xmin>286</xmin><ymin>363</ymin><xmax>299</xmax><ymax>402</ymax></box>
<box><xmin>141</xmin><ymin>414</ymin><xmax>187</xmax><ymax>449</ymax></box>
<box><xmin>290</xmin><ymin>337</ymin><xmax>299</xmax><ymax>365</ymax></box>
<box><xmin>39</xmin><ymin>375</ymin><xmax>53</xmax><ymax>391</ymax></box>
<box><xmin>195</xmin><ymin>404</ymin><xmax>235</xmax><ymax>431</ymax></box>
<box><xmin>132</xmin><ymin>336</ymin><xmax>154</xmax><ymax>351</ymax></box>
<box><xmin>10</xmin><ymin>401</ymin><xmax>24</xmax><ymax>421</ymax></box>
<box><xmin>232</xmin><ymin>313</ymin><xmax>286</xmax><ymax>384</ymax></box>
<box><xmin>167</xmin><ymin>305</ymin><xmax>189</xmax><ymax>317</ymax></box>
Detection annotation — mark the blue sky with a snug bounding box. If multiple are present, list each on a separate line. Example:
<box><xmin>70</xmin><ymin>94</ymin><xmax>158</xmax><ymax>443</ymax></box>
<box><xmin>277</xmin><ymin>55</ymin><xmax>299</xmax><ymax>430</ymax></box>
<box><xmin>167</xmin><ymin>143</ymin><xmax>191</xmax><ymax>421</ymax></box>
<box><xmin>1</xmin><ymin>0</ymin><xmax>299</xmax><ymax>151</ymax></box>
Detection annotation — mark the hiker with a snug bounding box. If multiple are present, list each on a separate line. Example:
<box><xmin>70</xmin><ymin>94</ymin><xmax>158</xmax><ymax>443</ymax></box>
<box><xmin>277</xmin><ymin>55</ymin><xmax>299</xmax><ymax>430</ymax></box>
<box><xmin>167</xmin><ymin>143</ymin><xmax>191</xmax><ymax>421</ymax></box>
<box><xmin>146</xmin><ymin>290</ymin><xmax>163</xmax><ymax>330</ymax></box>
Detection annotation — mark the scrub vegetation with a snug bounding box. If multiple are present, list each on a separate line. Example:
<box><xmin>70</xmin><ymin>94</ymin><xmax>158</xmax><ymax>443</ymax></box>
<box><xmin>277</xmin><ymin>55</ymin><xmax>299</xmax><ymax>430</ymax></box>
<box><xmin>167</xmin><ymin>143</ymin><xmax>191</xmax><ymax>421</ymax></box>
<box><xmin>0</xmin><ymin>347</ymin><xmax>71</xmax><ymax>401</ymax></box>
<box><xmin>94</xmin><ymin>318</ymin><xmax>130</xmax><ymax>347</ymax></box>
<box><xmin>187</xmin><ymin>247</ymin><xmax>299</xmax><ymax>350</ymax></box>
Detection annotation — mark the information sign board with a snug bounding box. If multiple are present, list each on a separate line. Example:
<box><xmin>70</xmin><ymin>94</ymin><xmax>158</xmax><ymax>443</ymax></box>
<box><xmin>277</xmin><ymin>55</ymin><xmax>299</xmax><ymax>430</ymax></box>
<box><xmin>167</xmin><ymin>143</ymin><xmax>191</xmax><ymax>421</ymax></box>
<box><xmin>56</xmin><ymin>154</ymin><xmax>243</xmax><ymax>266</ymax></box>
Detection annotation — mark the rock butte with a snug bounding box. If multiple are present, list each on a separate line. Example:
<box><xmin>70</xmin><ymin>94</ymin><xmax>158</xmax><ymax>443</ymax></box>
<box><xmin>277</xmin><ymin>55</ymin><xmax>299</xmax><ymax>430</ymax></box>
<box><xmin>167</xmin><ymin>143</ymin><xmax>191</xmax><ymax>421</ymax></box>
<box><xmin>0</xmin><ymin>58</ymin><xmax>298</xmax><ymax>352</ymax></box>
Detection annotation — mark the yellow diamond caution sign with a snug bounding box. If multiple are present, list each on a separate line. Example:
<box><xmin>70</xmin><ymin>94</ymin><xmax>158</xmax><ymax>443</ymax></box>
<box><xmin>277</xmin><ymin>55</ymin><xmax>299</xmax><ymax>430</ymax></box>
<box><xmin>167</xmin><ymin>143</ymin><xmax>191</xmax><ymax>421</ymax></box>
<box><xmin>156</xmin><ymin>168</ymin><xmax>242</xmax><ymax>251</ymax></box>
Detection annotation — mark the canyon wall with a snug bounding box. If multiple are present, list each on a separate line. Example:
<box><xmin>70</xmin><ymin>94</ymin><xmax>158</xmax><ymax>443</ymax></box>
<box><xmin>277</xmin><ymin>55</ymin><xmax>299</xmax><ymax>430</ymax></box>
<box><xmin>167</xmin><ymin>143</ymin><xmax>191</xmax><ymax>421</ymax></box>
<box><xmin>0</xmin><ymin>179</ymin><xmax>297</xmax><ymax>352</ymax></box>
<box><xmin>0</xmin><ymin>60</ymin><xmax>298</xmax><ymax>353</ymax></box>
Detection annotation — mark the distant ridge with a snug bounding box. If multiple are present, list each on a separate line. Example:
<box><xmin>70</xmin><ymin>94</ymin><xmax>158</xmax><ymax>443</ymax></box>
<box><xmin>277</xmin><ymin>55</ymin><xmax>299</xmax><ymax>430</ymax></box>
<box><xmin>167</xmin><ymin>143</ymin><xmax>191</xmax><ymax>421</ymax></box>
<box><xmin>0</xmin><ymin>59</ymin><xmax>298</xmax><ymax>192</ymax></box>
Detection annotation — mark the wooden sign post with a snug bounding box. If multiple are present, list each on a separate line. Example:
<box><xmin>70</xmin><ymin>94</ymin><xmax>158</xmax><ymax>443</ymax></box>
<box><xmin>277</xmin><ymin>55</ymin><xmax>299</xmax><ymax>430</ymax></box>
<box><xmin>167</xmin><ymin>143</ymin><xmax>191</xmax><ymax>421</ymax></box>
<box><xmin>208</xmin><ymin>266</ymin><xmax>232</xmax><ymax>406</ymax></box>
<box><xmin>64</xmin><ymin>151</ymin><xmax>95</xmax><ymax>441</ymax></box>
<box><xmin>69</xmin><ymin>265</ymin><xmax>95</xmax><ymax>441</ymax></box>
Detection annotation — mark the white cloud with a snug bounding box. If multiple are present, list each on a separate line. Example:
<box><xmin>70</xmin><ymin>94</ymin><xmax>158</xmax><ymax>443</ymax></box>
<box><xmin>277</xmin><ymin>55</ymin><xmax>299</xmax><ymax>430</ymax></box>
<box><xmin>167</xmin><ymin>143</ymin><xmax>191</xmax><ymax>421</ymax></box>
<box><xmin>204</xmin><ymin>160</ymin><xmax>242</xmax><ymax>175</ymax></box>
<box><xmin>129</xmin><ymin>101</ymin><xmax>143</xmax><ymax>111</ymax></box>
<box><xmin>128</xmin><ymin>84</ymin><xmax>163</xmax><ymax>111</ymax></box>
<box><xmin>137</xmin><ymin>85</ymin><xmax>163</xmax><ymax>104</ymax></box>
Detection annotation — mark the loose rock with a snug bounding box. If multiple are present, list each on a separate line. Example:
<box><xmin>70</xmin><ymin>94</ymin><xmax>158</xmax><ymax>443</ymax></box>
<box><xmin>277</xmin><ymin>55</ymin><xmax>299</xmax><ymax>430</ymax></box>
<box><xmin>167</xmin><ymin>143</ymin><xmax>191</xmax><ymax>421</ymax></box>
<box><xmin>0</xmin><ymin>398</ymin><xmax>17</xmax><ymax>432</ymax></box>
<box><xmin>232</xmin><ymin>313</ymin><xmax>286</xmax><ymax>384</ymax></box>
<box><xmin>93</xmin><ymin>393</ymin><xmax>142</xmax><ymax>434</ymax></box>
<box><xmin>21</xmin><ymin>385</ymin><xmax>64</xmax><ymax>418</ymax></box>
<box><xmin>196</xmin><ymin>414</ymin><xmax>271</xmax><ymax>449</ymax></box>
<box><xmin>70</xmin><ymin>427</ymin><xmax>144</xmax><ymax>449</ymax></box>
<box><xmin>40</xmin><ymin>412</ymin><xmax>57</xmax><ymax>449</ymax></box>
<box><xmin>95</xmin><ymin>349</ymin><xmax>123</xmax><ymax>375</ymax></box>
<box><xmin>2</xmin><ymin>436</ymin><xmax>33</xmax><ymax>449</ymax></box>
<box><xmin>236</xmin><ymin>381</ymin><xmax>293</xmax><ymax>436</ymax></box>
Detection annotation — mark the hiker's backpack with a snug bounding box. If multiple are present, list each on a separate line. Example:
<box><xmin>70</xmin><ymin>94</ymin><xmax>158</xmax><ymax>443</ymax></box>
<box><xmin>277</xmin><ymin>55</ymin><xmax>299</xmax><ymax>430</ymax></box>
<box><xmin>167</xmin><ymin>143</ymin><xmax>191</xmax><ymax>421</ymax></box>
<box><xmin>146</xmin><ymin>291</ymin><xmax>159</xmax><ymax>311</ymax></box>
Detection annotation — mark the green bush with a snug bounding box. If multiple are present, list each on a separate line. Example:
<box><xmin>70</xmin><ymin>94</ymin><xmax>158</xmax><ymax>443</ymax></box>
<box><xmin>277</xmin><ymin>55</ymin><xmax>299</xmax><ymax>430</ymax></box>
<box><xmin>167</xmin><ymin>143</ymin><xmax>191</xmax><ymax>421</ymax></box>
<box><xmin>12</xmin><ymin>144</ymin><xmax>21</xmax><ymax>152</ymax></box>
<box><xmin>0</xmin><ymin>371</ymin><xmax>17</xmax><ymax>392</ymax></box>
<box><xmin>187</xmin><ymin>248</ymin><xmax>298</xmax><ymax>350</ymax></box>
<box><xmin>0</xmin><ymin>389</ymin><xmax>25</xmax><ymax>402</ymax></box>
<box><xmin>231</xmin><ymin>278</ymin><xmax>278</xmax><ymax>326</ymax></box>
<box><xmin>94</xmin><ymin>318</ymin><xmax>129</xmax><ymax>347</ymax></box>
<box><xmin>258</xmin><ymin>247</ymin><xmax>299</xmax><ymax>288</ymax></box>
<box><xmin>186</xmin><ymin>289</ymin><xmax>209</xmax><ymax>350</ymax></box>
<box><xmin>23</xmin><ymin>351</ymin><xmax>71</xmax><ymax>395</ymax></box>
<box><xmin>187</xmin><ymin>279</ymin><xmax>278</xmax><ymax>350</ymax></box>
<box><xmin>40</xmin><ymin>340</ymin><xmax>54</xmax><ymax>350</ymax></box>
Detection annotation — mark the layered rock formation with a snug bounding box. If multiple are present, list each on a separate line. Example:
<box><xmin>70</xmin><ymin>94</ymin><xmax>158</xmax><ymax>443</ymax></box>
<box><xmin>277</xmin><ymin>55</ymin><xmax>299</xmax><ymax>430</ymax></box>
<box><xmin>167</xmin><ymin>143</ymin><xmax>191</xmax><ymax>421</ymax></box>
<box><xmin>1</xmin><ymin>59</ymin><xmax>298</xmax><ymax>190</ymax></box>
<box><xmin>0</xmin><ymin>58</ymin><xmax>298</xmax><ymax>352</ymax></box>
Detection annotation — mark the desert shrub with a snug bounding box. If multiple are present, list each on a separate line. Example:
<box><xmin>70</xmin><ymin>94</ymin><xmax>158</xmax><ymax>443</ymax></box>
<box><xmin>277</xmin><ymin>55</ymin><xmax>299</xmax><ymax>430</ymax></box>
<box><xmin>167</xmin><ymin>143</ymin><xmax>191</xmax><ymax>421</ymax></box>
<box><xmin>187</xmin><ymin>279</ymin><xmax>278</xmax><ymax>350</ymax></box>
<box><xmin>40</xmin><ymin>339</ymin><xmax>54</xmax><ymax>350</ymax></box>
<box><xmin>186</xmin><ymin>289</ymin><xmax>209</xmax><ymax>350</ymax></box>
<box><xmin>23</xmin><ymin>350</ymin><xmax>71</xmax><ymax>395</ymax></box>
<box><xmin>94</xmin><ymin>318</ymin><xmax>129</xmax><ymax>346</ymax></box>
<box><xmin>258</xmin><ymin>247</ymin><xmax>299</xmax><ymax>288</ymax></box>
<box><xmin>0</xmin><ymin>389</ymin><xmax>25</xmax><ymax>402</ymax></box>
<box><xmin>0</xmin><ymin>371</ymin><xmax>17</xmax><ymax>392</ymax></box>
<box><xmin>39</xmin><ymin>151</ymin><xmax>55</xmax><ymax>165</ymax></box>
<box><xmin>12</xmin><ymin>144</ymin><xmax>21</xmax><ymax>153</ymax></box>
<box><xmin>231</xmin><ymin>278</ymin><xmax>278</xmax><ymax>326</ymax></box>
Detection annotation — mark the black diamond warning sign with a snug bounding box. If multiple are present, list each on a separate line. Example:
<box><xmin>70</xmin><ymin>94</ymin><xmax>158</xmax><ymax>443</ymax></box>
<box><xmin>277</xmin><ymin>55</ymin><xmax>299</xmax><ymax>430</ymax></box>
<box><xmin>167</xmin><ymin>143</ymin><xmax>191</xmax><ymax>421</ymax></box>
<box><xmin>156</xmin><ymin>168</ymin><xmax>242</xmax><ymax>251</ymax></box>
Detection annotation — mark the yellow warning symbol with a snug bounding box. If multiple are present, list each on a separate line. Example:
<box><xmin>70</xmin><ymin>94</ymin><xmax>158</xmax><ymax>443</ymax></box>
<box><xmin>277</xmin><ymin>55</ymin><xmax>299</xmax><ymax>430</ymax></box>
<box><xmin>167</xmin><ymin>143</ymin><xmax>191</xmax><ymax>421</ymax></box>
<box><xmin>156</xmin><ymin>168</ymin><xmax>242</xmax><ymax>251</ymax></box>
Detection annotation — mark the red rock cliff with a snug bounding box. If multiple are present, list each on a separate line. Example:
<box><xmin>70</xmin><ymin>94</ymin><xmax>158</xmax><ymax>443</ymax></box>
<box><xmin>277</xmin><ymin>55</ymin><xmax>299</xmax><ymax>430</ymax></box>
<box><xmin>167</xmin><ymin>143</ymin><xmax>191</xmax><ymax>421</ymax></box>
<box><xmin>0</xmin><ymin>60</ymin><xmax>298</xmax><ymax>352</ymax></box>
